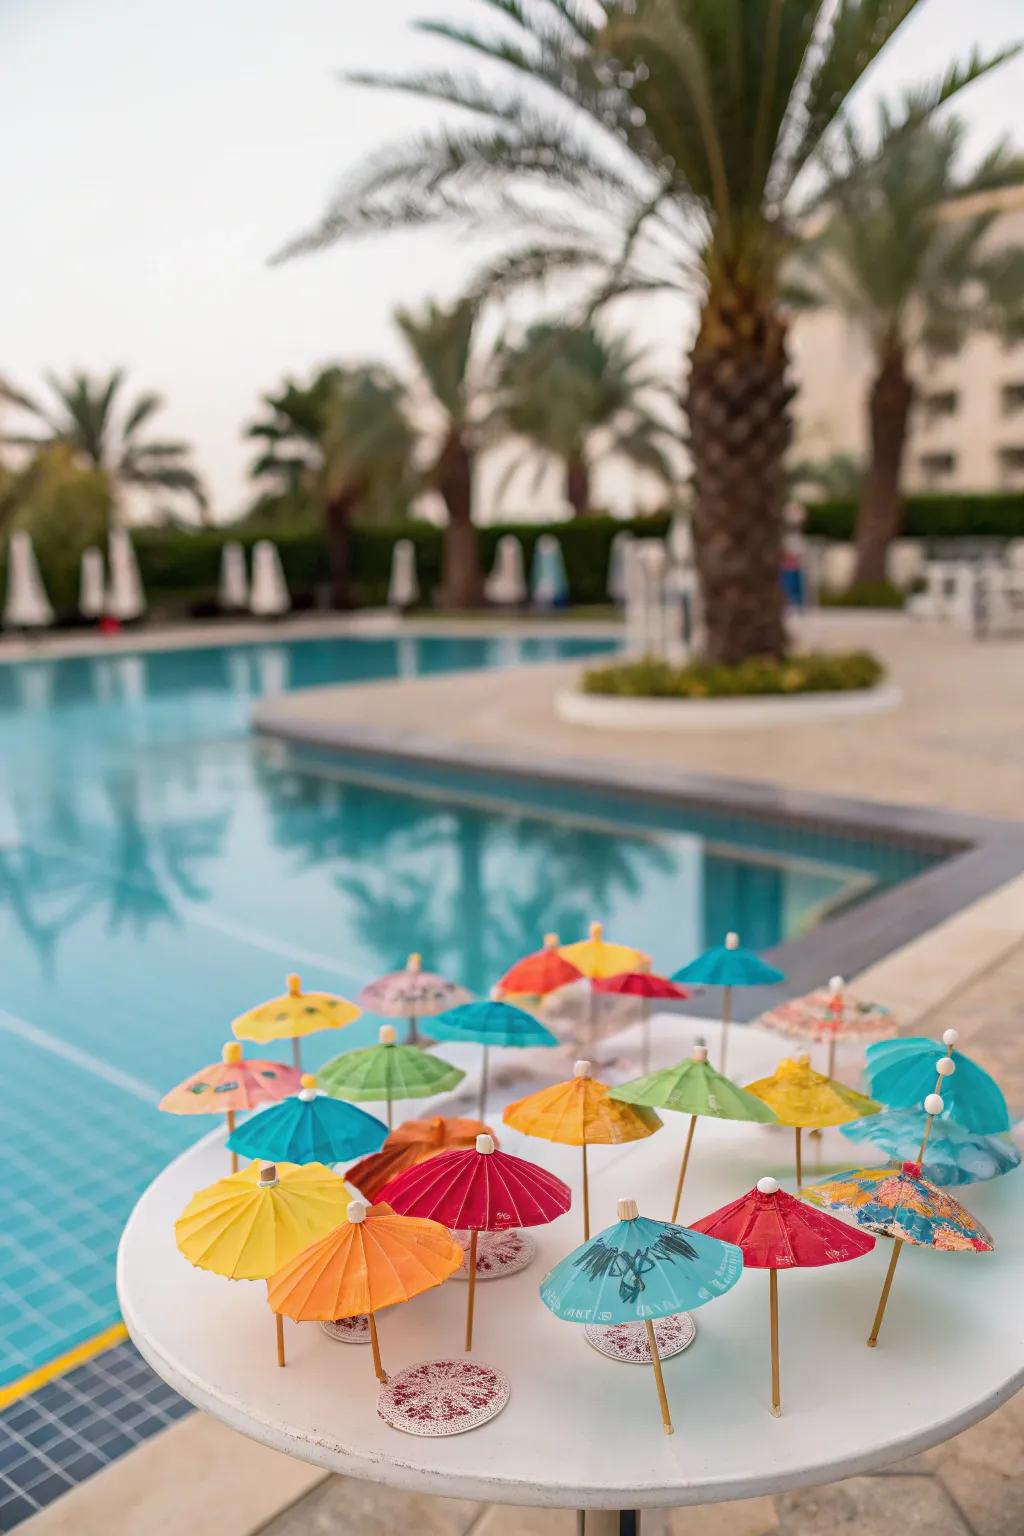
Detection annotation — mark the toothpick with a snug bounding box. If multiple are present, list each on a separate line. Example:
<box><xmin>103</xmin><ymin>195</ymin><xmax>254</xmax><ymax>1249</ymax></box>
<box><xmin>465</xmin><ymin>1231</ymin><xmax>479</xmax><ymax>1351</ymax></box>
<box><xmin>644</xmin><ymin>1320</ymin><xmax>674</xmax><ymax>1435</ymax></box>
<box><xmin>671</xmin><ymin>1115</ymin><xmax>698</xmax><ymax>1223</ymax></box>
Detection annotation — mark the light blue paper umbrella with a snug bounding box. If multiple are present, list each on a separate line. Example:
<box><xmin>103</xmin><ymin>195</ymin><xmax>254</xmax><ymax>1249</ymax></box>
<box><xmin>864</xmin><ymin>1031</ymin><xmax>1010</xmax><ymax>1134</ymax></box>
<box><xmin>429</xmin><ymin>997</ymin><xmax>558</xmax><ymax>1119</ymax></box>
<box><xmin>226</xmin><ymin>1076</ymin><xmax>387</xmax><ymax>1166</ymax></box>
<box><xmin>841</xmin><ymin>1108</ymin><xmax>1020</xmax><ymax>1187</ymax></box>
<box><xmin>540</xmin><ymin>1198</ymin><xmax>743</xmax><ymax>1434</ymax></box>
<box><xmin>672</xmin><ymin>931</ymin><xmax>785</xmax><ymax>1076</ymax></box>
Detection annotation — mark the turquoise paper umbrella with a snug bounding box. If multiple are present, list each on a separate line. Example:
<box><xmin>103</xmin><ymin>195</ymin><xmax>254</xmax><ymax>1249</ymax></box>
<box><xmin>842</xmin><ymin>1108</ymin><xmax>1020</xmax><ymax>1187</ymax></box>
<box><xmin>672</xmin><ymin>931</ymin><xmax>785</xmax><ymax>1076</ymax></box>
<box><xmin>540</xmin><ymin>1198</ymin><xmax>743</xmax><ymax>1434</ymax></box>
<box><xmin>226</xmin><ymin>1075</ymin><xmax>387</xmax><ymax>1166</ymax></box>
<box><xmin>429</xmin><ymin>995</ymin><xmax>558</xmax><ymax>1120</ymax></box>
<box><xmin>865</xmin><ymin>1028</ymin><xmax>1010</xmax><ymax>1134</ymax></box>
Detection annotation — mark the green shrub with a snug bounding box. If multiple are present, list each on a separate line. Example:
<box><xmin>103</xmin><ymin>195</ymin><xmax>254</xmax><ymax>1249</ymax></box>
<box><xmin>804</xmin><ymin>493</ymin><xmax>1024</xmax><ymax>541</ymax></box>
<box><xmin>819</xmin><ymin>580</ymin><xmax>905</xmax><ymax>609</ymax></box>
<box><xmin>582</xmin><ymin>651</ymin><xmax>885</xmax><ymax>699</ymax></box>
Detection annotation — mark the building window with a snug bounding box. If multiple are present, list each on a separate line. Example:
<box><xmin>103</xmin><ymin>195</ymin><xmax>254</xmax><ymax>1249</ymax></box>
<box><xmin>998</xmin><ymin>447</ymin><xmax>1024</xmax><ymax>484</ymax></box>
<box><xmin>920</xmin><ymin>452</ymin><xmax>957</xmax><ymax>484</ymax></box>
<box><xmin>922</xmin><ymin>390</ymin><xmax>958</xmax><ymax>421</ymax></box>
<box><xmin>1001</xmin><ymin>383</ymin><xmax>1024</xmax><ymax>417</ymax></box>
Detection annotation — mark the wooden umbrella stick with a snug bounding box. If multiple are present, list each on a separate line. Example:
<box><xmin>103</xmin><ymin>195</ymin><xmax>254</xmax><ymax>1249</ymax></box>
<box><xmin>581</xmin><ymin>1142</ymin><xmax>590</xmax><ymax>1241</ymax></box>
<box><xmin>720</xmin><ymin>986</ymin><xmax>733</xmax><ymax>1076</ymax></box>
<box><xmin>827</xmin><ymin>1035</ymin><xmax>837</xmax><ymax>1082</ymax></box>
<box><xmin>644</xmin><ymin>1320</ymin><xmax>674</xmax><ymax>1435</ymax></box>
<box><xmin>409</xmin><ymin>1012</ymin><xmax>419</xmax><ymax>1046</ymax></box>
<box><xmin>642</xmin><ymin>998</ymin><xmax>651</xmax><ymax>1076</ymax></box>
<box><xmin>225</xmin><ymin>1109</ymin><xmax>237</xmax><ymax>1174</ymax></box>
<box><xmin>478</xmin><ymin>1045</ymin><xmax>489</xmax><ymax>1123</ymax></box>
<box><xmin>465</xmin><ymin>1231</ymin><xmax>479</xmax><ymax>1351</ymax></box>
<box><xmin>795</xmin><ymin>1127</ymin><xmax>803</xmax><ymax>1189</ymax></box>
<box><xmin>671</xmin><ymin>1115</ymin><xmax>698</xmax><ymax>1223</ymax></box>
<box><xmin>275</xmin><ymin>1313</ymin><xmax>285</xmax><ymax>1368</ymax></box>
<box><xmin>292</xmin><ymin>1038</ymin><xmax>301</xmax><ymax>1072</ymax></box>
<box><xmin>368</xmin><ymin>1312</ymin><xmax>388</xmax><ymax>1382</ymax></box>
<box><xmin>867</xmin><ymin>1238</ymin><xmax>904</xmax><ymax>1347</ymax></box>
<box><xmin>386</xmin><ymin>1095</ymin><xmax>392</xmax><ymax>1132</ymax></box>
<box><xmin>769</xmin><ymin>1269</ymin><xmax>781</xmax><ymax>1417</ymax></box>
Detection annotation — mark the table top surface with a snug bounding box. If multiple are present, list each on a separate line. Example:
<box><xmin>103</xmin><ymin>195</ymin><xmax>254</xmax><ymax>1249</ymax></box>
<box><xmin>118</xmin><ymin>1017</ymin><xmax>1024</xmax><ymax>1510</ymax></box>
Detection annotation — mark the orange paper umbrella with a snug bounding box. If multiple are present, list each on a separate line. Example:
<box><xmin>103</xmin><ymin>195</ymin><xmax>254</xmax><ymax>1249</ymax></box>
<box><xmin>496</xmin><ymin>933</ymin><xmax>583</xmax><ymax>999</ymax></box>
<box><xmin>268</xmin><ymin>1197</ymin><xmax>463</xmax><ymax>1383</ymax></box>
<box><xmin>503</xmin><ymin>1059</ymin><xmax>661</xmax><ymax>1238</ymax></box>
<box><xmin>346</xmin><ymin>1115</ymin><xmax>495</xmax><ymax>1203</ymax></box>
<box><xmin>160</xmin><ymin>1042</ymin><xmax>301</xmax><ymax>1172</ymax></box>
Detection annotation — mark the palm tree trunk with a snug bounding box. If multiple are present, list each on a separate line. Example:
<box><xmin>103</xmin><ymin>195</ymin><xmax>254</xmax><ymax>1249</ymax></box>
<box><xmin>687</xmin><ymin>285</ymin><xmax>793</xmax><ymax>665</ymax></box>
<box><xmin>854</xmin><ymin>345</ymin><xmax>913</xmax><ymax>587</ymax></box>
<box><xmin>438</xmin><ymin>435</ymin><xmax>483</xmax><ymax>609</ymax></box>
<box><xmin>566</xmin><ymin>455</ymin><xmax>591</xmax><ymax>518</ymax></box>
<box><xmin>324</xmin><ymin>491</ymin><xmax>356</xmax><ymax>608</ymax></box>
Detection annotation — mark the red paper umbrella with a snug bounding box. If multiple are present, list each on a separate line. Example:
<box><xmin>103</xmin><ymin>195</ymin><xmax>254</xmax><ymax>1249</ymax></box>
<box><xmin>496</xmin><ymin>933</ymin><xmax>583</xmax><ymax>999</ymax></box>
<box><xmin>591</xmin><ymin>970</ymin><xmax>690</xmax><ymax>1074</ymax></box>
<box><xmin>380</xmin><ymin>1133</ymin><xmax>571</xmax><ymax>1350</ymax></box>
<box><xmin>692</xmin><ymin>1177</ymin><xmax>875</xmax><ymax>1416</ymax></box>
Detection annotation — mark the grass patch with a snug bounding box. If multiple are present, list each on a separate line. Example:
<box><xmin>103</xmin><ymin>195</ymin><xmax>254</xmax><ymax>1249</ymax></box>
<box><xmin>820</xmin><ymin>580</ymin><xmax>905</xmax><ymax>609</ymax></box>
<box><xmin>582</xmin><ymin>651</ymin><xmax>885</xmax><ymax>699</ymax></box>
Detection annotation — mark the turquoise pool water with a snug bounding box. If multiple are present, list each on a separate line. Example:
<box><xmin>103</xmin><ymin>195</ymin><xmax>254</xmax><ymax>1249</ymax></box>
<box><xmin>0</xmin><ymin>632</ymin><xmax>932</xmax><ymax>1387</ymax></box>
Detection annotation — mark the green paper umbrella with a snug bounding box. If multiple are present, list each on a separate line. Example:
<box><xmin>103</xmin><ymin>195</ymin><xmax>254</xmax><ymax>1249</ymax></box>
<box><xmin>317</xmin><ymin>1024</ymin><xmax>465</xmax><ymax>1130</ymax></box>
<box><xmin>611</xmin><ymin>1040</ymin><xmax>777</xmax><ymax>1221</ymax></box>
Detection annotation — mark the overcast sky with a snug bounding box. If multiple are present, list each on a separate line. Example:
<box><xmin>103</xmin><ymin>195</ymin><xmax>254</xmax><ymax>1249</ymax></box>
<box><xmin>1</xmin><ymin>0</ymin><xmax>1022</xmax><ymax>521</ymax></box>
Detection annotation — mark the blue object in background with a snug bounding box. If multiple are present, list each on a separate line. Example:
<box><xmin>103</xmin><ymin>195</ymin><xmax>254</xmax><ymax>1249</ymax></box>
<box><xmin>530</xmin><ymin>534</ymin><xmax>570</xmax><ymax>608</ymax></box>
<box><xmin>226</xmin><ymin>1087</ymin><xmax>387</xmax><ymax>1165</ymax></box>
<box><xmin>673</xmin><ymin>933</ymin><xmax>785</xmax><ymax>988</ymax></box>
<box><xmin>864</xmin><ymin>1038</ymin><xmax>1010</xmax><ymax>1134</ymax></box>
<box><xmin>841</xmin><ymin>1108</ymin><xmax>1020</xmax><ymax>1186</ymax></box>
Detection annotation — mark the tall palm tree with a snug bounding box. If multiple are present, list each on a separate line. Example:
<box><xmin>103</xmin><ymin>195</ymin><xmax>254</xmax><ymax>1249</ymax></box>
<box><xmin>395</xmin><ymin>296</ymin><xmax>486</xmax><ymax>607</ymax></box>
<box><xmin>278</xmin><ymin>3</ymin><xmax>1015</xmax><ymax>664</ymax></box>
<box><xmin>792</xmin><ymin>112</ymin><xmax>1024</xmax><ymax>585</ymax></box>
<box><xmin>248</xmin><ymin>365</ymin><xmax>415</xmax><ymax>607</ymax></box>
<box><xmin>492</xmin><ymin>321</ymin><xmax>674</xmax><ymax>515</ymax></box>
<box><xmin>1</xmin><ymin>369</ymin><xmax>206</xmax><ymax>525</ymax></box>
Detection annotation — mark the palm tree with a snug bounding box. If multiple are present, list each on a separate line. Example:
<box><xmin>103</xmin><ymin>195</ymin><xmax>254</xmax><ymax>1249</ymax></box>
<box><xmin>277</xmin><ymin>2</ymin><xmax>1015</xmax><ymax>664</ymax></box>
<box><xmin>248</xmin><ymin>365</ymin><xmax>415</xmax><ymax>607</ymax></box>
<box><xmin>792</xmin><ymin>112</ymin><xmax>1024</xmax><ymax>585</ymax></box>
<box><xmin>492</xmin><ymin>321</ymin><xmax>674</xmax><ymax>516</ymax></box>
<box><xmin>396</xmin><ymin>296</ymin><xmax>486</xmax><ymax>607</ymax></box>
<box><xmin>0</xmin><ymin>369</ymin><xmax>206</xmax><ymax>525</ymax></box>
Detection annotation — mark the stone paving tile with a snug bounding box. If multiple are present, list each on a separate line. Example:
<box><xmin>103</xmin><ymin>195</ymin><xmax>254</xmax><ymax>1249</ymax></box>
<box><xmin>472</xmin><ymin>1505</ymin><xmax>576</xmax><ymax>1535</ymax></box>
<box><xmin>255</xmin><ymin>1476</ymin><xmax>481</xmax><ymax>1536</ymax></box>
<box><xmin>663</xmin><ymin>1495</ymin><xmax>779</xmax><ymax>1535</ymax></box>
<box><xmin>773</xmin><ymin>1474</ymin><xmax>971</xmax><ymax>1536</ymax></box>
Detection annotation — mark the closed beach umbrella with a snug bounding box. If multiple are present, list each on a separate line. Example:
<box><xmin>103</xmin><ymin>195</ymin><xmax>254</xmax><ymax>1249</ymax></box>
<box><xmin>673</xmin><ymin>931</ymin><xmax>784</xmax><ymax>1077</ymax></box>
<box><xmin>175</xmin><ymin>1160</ymin><xmax>352</xmax><ymax>1364</ymax></box>
<box><xmin>540</xmin><ymin>1197</ymin><xmax>743</xmax><ymax>1435</ymax></box>
<box><xmin>429</xmin><ymin>995</ymin><xmax>558</xmax><ymax>1119</ymax></box>
<box><xmin>607</xmin><ymin>529</ymin><xmax>634</xmax><ymax>604</ymax></box>
<box><xmin>504</xmin><ymin>1059</ymin><xmax>661</xmax><ymax>1239</ymax></box>
<box><xmin>159</xmin><ymin>1041</ymin><xmax>301</xmax><ymax>1172</ymax></box>
<box><xmin>358</xmin><ymin>952</ymin><xmax>470</xmax><ymax>1046</ymax></box>
<box><xmin>4</xmin><ymin>531</ymin><xmax>54</xmax><ymax>629</ymax></box>
<box><xmin>841</xmin><ymin>1107</ymin><xmax>1021</xmax><ymax>1187</ymax></box>
<box><xmin>612</xmin><ymin>1042</ymin><xmax>777</xmax><ymax>1220</ymax></box>
<box><xmin>219</xmin><ymin>541</ymin><xmax>249</xmax><ymax>610</ymax></box>
<box><xmin>744</xmin><ymin>1054</ymin><xmax>879</xmax><ymax>1186</ymax></box>
<box><xmin>250</xmin><ymin>539</ymin><xmax>290</xmax><ymax>616</ymax></box>
<box><xmin>755</xmin><ymin>975</ymin><xmax>896</xmax><ymax>1080</ymax></box>
<box><xmin>387</xmin><ymin>538</ymin><xmax>420</xmax><ymax>608</ymax></box>
<box><xmin>106</xmin><ymin>528</ymin><xmax>145</xmax><ymax>620</ymax></box>
<box><xmin>79</xmin><ymin>546</ymin><xmax>105</xmax><ymax>618</ymax></box>
<box><xmin>484</xmin><ymin>534</ymin><xmax>527</xmax><ymax>605</ymax></box>
<box><xmin>495</xmin><ymin>932</ymin><xmax>583</xmax><ymax>1000</ymax></box>
<box><xmin>268</xmin><ymin>1197</ymin><xmax>463</xmax><ymax>1383</ymax></box>
<box><xmin>692</xmin><ymin>1176</ymin><xmax>875</xmax><ymax>1415</ymax></box>
<box><xmin>231</xmin><ymin>971</ymin><xmax>361</xmax><ymax>1072</ymax></box>
<box><xmin>318</xmin><ymin>1023</ymin><xmax>465</xmax><ymax>1130</ymax></box>
<box><xmin>530</xmin><ymin>533</ymin><xmax>569</xmax><ymax>607</ymax></box>
<box><xmin>226</xmin><ymin>1075</ymin><xmax>386</xmax><ymax>1166</ymax></box>
<box><xmin>347</xmin><ymin>1115</ymin><xmax>495</xmax><ymax>1203</ymax></box>
<box><xmin>865</xmin><ymin>1028</ymin><xmax>1009</xmax><ymax>1134</ymax></box>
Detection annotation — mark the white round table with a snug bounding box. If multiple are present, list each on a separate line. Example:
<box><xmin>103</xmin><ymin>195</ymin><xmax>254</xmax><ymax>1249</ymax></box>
<box><xmin>118</xmin><ymin>1018</ymin><xmax>1024</xmax><ymax>1528</ymax></box>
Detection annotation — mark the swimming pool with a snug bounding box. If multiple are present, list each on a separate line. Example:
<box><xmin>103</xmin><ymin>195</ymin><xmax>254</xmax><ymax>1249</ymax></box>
<box><xmin>0</xmin><ymin>631</ymin><xmax>933</xmax><ymax>1393</ymax></box>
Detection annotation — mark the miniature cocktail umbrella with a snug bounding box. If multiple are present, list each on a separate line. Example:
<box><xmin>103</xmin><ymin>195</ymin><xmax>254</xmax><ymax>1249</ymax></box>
<box><xmin>347</xmin><ymin>1116</ymin><xmax>494</xmax><ymax>1202</ymax></box>
<box><xmin>226</xmin><ymin>1075</ymin><xmax>386</xmax><ymax>1166</ymax></box>
<box><xmin>267</xmin><ymin>1197</ymin><xmax>463</xmax><ymax>1384</ymax></box>
<box><xmin>175</xmin><ymin>1160</ymin><xmax>351</xmax><ymax>1365</ymax></box>
<box><xmin>160</xmin><ymin>1042</ymin><xmax>301</xmax><ymax>1172</ymax></box>
<box><xmin>611</xmin><ymin>1042</ymin><xmax>778</xmax><ymax>1221</ymax></box>
<box><xmin>865</xmin><ymin>1027</ymin><xmax>1010</xmax><ymax>1133</ymax></box>
<box><xmin>495</xmin><ymin>932</ymin><xmax>583</xmax><ymax>999</ymax></box>
<box><xmin>358</xmin><ymin>953</ymin><xmax>470</xmax><ymax>1045</ymax></box>
<box><xmin>755</xmin><ymin>975</ymin><xmax>896</xmax><ymax>1081</ymax></box>
<box><xmin>429</xmin><ymin>994</ymin><xmax>558</xmax><ymax>1120</ymax></box>
<box><xmin>744</xmin><ymin>1054</ymin><xmax>879</xmax><ymax>1186</ymax></box>
<box><xmin>802</xmin><ymin>1083</ymin><xmax>994</xmax><ymax>1346</ymax></box>
<box><xmin>540</xmin><ymin>1197</ymin><xmax>743</xmax><ymax>1435</ymax></box>
<box><xmin>692</xmin><ymin>1175</ymin><xmax>875</xmax><ymax>1415</ymax></box>
<box><xmin>593</xmin><ymin>968</ymin><xmax>690</xmax><ymax>1073</ymax></box>
<box><xmin>231</xmin><ymin>972</ymin><xmax>361</xmax><ymax>1072</ymax></box>
<box><xmin>672</xmin><ymin>932</ymin><xmax>785</xmax><ymax>1076</ymax></box>
<box><xmin>379</xmin><ymin>1132</ymin><xmax>571</xmax><ymax>1353</ymax></box>
<box><xmin>317</xmin><ymin>1024</ymin><xmax>465</xmax><ymax>1130</ymax></box>
<box><xmin>841</xmin><ymin>1108</ymin><xmax>1021</xmax><ymax>1187</ymax></box>
<box><xmin>558</xmin><ymin>922</ymin><xmax>650</xmax><ymax>1045</ymax></box>
<box><xmin>504</xmin><ymin>1060</ymin><xmax>661</xmax><ymax>1239</ymax></box>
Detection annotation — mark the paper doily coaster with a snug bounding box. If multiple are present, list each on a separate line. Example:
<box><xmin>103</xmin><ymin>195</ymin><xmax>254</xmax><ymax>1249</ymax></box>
<box><xmin>584</xmin><ymin>1313</ymin><xmax>696</xmax><ymax>1364</ymax></box>
<box><xmin>377</xmin><ymin>1358</ymin><xmax>510</xmax><ymax>1436</ymax></box>
<box><xmin>320</xmin><ymin>1315</ymin><xmax>370</xmax><ymax>1344</ymax></box>
<box><xmin>451</xmin><ymin>1228</ymin><xmax>536</xmax><ymax>1281</ymax></box>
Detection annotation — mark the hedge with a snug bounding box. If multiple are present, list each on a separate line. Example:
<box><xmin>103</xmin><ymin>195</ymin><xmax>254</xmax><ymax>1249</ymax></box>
<box><xmin>804</xmin><ymin>493</ymin><xmax>1024</xmax><ymax>541</ymax></box>
<box><xmin>583</xmin><ymin>651</ymin><xmax>885</xmax><ymax>699</ymax></box>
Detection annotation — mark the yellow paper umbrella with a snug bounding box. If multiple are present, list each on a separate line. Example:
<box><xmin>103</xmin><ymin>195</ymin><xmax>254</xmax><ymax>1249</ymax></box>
<box><xmin>268</xmin><ymin>1198</ymin><xmax>463</xmax><ymax>1382</ymax></box>
<box><xmin>744</xmin><ymin>1055</ymin><xmax>880</xmax><ymax>1186</ymax></box>
<box><xmin>175</xmin><ymin>1160</ymin><xmax>352</xmax><ymax>1365</ymax></box>
<box><xmin>503</xmin><ymin>1059</ymin><xmax>661</xmax><ymax>1238</ymax></box>
<box><xmin>232</xmin><ymin>972</ymin><xmax>361</xmax><ymax>1072</ymax></box>
<box><xmin>557</xmin><ymin>922</ymin><xmax>651</xmax><ymax>1045</ymax></box>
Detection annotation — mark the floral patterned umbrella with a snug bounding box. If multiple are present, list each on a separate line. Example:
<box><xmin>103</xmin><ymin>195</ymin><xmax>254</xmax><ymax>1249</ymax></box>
<box><xmin>159</xmin><ymin>1042</ymin><xmax>301</xmax><ymax>1172</ymax></box>
<box><xmin>754</xmin><ymin>975</ymin><xmax>895</xmax><ymax>1079</ymax></box>
<box><xmin>841</xmin><ymin>1108</ymin><xmax>1021</xmax><ymax>1188</ymax></box>
<box><xmin>359</xmin><ymin>953</ymin><xmax>470</xmax><ymax>1045</ymax></box>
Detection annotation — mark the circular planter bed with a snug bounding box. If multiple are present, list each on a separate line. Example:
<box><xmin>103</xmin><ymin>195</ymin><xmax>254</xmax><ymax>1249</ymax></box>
<box><xmin>556</xmin><ymin>679</ymin><xmax>901</xmax><ymax>730</ymax></box>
